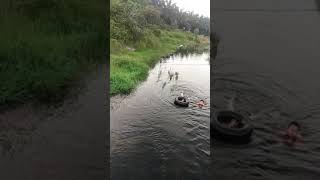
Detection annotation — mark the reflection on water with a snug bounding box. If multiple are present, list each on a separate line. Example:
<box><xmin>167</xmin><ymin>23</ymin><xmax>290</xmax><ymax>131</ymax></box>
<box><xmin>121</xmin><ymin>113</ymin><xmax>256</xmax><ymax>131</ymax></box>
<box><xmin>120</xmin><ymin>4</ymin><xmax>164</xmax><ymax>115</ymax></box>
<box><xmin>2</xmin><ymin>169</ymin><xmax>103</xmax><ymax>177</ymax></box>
<box><xmin>111</xmin><ymin>52</ymin><xmax>210</xmax><ymax>179</ymax></box>
<box><xmin>212</xmin><ymin>0</ymin><xmax>320</xmax><ymax>179</ymax></box>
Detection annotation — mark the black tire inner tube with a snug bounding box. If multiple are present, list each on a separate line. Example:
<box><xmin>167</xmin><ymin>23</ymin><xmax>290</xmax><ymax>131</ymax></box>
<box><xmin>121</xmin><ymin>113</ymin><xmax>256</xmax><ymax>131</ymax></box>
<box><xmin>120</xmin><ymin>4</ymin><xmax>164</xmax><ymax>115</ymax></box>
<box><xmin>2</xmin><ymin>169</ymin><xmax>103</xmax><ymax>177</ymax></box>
<box><xmin>211</xmin><ymin>110</ymin><xmax>253</xmax><ymax>143</ymax></box>
<box><xmin>174</xmin><ymin>97</ymin><xmax>189</xmax><ymax>107</ymax></box>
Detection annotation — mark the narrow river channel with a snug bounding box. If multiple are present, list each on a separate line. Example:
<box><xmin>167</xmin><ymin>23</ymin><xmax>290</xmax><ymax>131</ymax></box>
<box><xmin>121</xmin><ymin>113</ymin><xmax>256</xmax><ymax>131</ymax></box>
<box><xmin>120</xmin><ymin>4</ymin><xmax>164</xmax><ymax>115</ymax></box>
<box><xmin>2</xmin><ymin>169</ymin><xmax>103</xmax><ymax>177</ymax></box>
<box><xmin>211</xmin><ymin>0</ymin><xmax>320</xmax><ymax>179</ymax></box>
<box><xmin>111</xmin><ymin>51</ymin><xmax>210</xmax><ymax>179</ymax></box>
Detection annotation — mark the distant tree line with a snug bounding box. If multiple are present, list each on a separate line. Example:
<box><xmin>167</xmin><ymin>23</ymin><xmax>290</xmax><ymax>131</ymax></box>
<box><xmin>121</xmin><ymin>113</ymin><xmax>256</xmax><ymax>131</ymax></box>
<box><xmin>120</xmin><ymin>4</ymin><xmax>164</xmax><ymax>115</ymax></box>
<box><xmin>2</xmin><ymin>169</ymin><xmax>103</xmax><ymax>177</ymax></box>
<box><xmin>111</xmin><ymin>0</ymin><xmax>210</xmax><ymax>43</ymax></box>
<box><xmin>150</xmin><ymin>0</ymin><xmax>210</xmax><ymax>35</ymax></box>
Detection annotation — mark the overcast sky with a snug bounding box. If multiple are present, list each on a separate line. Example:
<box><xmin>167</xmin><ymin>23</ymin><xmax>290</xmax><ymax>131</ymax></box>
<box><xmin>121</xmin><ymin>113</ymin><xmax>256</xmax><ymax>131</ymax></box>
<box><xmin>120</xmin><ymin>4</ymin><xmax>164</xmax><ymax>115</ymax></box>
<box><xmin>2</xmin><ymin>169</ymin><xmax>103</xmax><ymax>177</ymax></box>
<box><xmin>171</xmin><ymin>0</ymin><xmax>210</xmax><ymax>17</ymax></box>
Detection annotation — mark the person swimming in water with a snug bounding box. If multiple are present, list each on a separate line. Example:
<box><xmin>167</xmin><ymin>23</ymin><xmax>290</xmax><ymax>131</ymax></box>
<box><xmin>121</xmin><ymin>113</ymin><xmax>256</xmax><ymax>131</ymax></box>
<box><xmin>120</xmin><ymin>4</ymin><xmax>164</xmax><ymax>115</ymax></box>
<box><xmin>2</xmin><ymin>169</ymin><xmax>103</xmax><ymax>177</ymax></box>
<box><xmin>178</xmin><ymin>92</ymin><xmax>205</xmax><ymax>108</ymax></box>
<box><xmin>280</xmin><ymin>121</ymin><xmax>303</xmax><ymax>145</ymax></box>
<box><xmin>196</xmin><ymin>99</ymin><xmax>205</xmax><ymax>108</ymax></box>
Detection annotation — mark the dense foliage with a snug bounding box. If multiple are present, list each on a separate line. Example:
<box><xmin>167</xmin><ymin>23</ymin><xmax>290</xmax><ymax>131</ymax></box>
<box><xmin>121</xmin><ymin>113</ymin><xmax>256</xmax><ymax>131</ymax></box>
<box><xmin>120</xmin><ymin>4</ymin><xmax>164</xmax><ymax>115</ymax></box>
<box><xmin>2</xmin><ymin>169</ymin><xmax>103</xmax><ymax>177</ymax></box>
<box><xmin>110</xmin><ymin>30</ymin><xmax>209</xmax><ymax>95</ymax></box>
<box><xmin>110</xmin><ymin>0</ymin><xmax>210</xmax><ymax>95</ymax></box>
<box><xmin>0</xmin><ymin>0</ymin><xmax>106</xmax><ymax>105</ymax></box>
<box><xmin>111</xmin><ymin>0</ymin><xmax>210</xmax><ymax>44</ymax></box>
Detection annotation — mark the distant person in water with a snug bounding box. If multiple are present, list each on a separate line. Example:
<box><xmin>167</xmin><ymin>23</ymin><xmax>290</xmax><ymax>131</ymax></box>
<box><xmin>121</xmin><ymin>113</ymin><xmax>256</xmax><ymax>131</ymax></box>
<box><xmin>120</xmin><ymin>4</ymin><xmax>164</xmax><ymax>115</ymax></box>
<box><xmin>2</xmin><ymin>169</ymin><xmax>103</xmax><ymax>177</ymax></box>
<box><xmin>196</xmin><ymin>100</ymin><xmax>205</xmax><ymax>108</ymax></box>
<box><xmin>280</xmin><ymin>121</ymin><xmax>303</xmax><ymax>145</ymax></box>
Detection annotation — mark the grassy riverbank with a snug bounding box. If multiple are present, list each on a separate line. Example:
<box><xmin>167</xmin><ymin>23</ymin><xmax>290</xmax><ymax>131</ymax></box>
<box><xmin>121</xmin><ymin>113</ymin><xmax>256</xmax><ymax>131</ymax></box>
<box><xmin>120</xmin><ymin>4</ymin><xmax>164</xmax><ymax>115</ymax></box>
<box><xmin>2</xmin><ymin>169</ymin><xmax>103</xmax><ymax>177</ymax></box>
<box><xmin>110</xmin><ymin>0</ymin><xmax>210</xmax><ymax>95</ymax></box>
<box><xmin>0</xmin><ymin>0</ymin><xmax>106</xmax><ymax>106</ymax></box>
<box><xmin>110</xmin><ymin>30</ymin><xmax>209</xmax><ymax>95</ymax></box>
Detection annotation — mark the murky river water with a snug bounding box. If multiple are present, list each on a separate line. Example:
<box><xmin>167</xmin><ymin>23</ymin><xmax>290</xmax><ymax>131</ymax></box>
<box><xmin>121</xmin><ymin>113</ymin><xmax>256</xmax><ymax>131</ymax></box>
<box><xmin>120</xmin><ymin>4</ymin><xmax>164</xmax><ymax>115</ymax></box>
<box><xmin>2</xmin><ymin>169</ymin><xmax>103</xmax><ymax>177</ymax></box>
<box><xmin>0</xmin><ymin>65</ymin><xmax>107</xmax><ymax>179</ymax></box>
<box><xmin>111</xmin><ymin>52</ymin><xmax>210</xmax><ymax>179</ymax></box>
<box><xmin>211</xmin><ymin>0</ymin><xmax>320</xmax><ymax>179</ymax></box>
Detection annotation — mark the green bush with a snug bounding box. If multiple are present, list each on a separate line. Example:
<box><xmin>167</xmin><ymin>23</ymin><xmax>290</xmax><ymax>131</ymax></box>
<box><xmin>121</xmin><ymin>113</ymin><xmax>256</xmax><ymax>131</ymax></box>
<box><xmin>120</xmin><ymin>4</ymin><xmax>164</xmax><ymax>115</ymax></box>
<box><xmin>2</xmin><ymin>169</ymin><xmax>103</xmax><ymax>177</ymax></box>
<box><xmin>0</xmin><ymin>0</ymin><xmax>106</xmax><ymax>105</ymax></box>
<box><xmin>135</xmin><ymin>31</ymin><xmax>160</xmax><ymax>49</ymax></box>
<box><xmin>153</xmin><ymin>29</ymin><xmax>162</xmax><ymax>37</ymax></box>
<box><xmin>110</xmin><ymin>55</ymin><xmax>149</xmax><ymax>94</ymax></box>
<box><xmin>111</xmin><ymin>39</ymin><xmax>126</xmax><ymax>54</ymax></box>
<box><xmin>109</xmin><ymin>0</ymin><xmax>210</xmax><ymax>96</ymax></box>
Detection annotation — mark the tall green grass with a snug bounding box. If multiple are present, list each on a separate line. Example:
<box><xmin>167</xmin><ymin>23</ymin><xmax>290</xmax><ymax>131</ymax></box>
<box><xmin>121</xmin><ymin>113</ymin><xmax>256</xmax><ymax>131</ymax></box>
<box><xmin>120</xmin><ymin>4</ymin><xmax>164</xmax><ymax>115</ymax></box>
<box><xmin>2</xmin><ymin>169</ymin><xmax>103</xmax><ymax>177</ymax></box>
<box><xmin>110</xmin><ymin>30</ymin><xmax>209</xmax><ymax>95</ymax></box>
<box><xmin>0</xmin><ymin>0</ymin><xmax>106</xmax><ymax>105</ymax></box>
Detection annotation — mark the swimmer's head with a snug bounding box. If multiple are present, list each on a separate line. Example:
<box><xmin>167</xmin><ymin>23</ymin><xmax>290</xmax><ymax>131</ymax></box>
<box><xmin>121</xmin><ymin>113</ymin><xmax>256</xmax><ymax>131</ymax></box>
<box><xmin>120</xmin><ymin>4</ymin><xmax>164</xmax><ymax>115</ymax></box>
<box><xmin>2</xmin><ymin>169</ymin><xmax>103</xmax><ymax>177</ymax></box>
<box><xmin>288</xmin><ymin>121</ymin><xmax>301</xmax><ymax>131</ymax></box>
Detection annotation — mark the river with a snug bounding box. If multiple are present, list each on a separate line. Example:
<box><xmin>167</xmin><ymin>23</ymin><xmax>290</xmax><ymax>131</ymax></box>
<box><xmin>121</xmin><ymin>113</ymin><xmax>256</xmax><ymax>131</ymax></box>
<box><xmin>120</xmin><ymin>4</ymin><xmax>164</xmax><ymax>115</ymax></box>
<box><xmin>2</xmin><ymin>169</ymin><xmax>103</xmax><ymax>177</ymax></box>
<box><xmin>211</xmin><ymin>0</ymin><xmax>320</xmax><ymax>179</ymax></box>
<box><xmin>111</xmin><ymin>51</ymin><xmax>210</xmax><ymax>179</ymax></box>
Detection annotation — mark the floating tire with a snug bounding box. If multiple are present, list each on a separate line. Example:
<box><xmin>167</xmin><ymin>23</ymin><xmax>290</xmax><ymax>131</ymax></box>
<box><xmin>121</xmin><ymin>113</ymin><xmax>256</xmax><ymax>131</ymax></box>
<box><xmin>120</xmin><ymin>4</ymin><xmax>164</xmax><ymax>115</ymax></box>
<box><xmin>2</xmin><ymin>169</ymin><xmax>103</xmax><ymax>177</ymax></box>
<box><xmin>211</xmin><ymin>110</ymin><xmax>253</xmax><ymax>143</ymax></box>
<box><xmin>174</xmin><ymin>97</ymin><xmax>189</xmax><ymax>107</ymax></box>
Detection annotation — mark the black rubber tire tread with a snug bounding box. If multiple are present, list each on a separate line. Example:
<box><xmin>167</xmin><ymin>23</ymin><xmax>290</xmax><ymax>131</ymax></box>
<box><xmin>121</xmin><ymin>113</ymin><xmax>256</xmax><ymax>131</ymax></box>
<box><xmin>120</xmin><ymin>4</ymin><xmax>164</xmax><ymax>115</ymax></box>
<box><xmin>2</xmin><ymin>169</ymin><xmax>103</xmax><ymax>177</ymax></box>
<box><xmin>174</xmin><ymin>97</ymin><xmax>189</xmax><ymax>107</ymax></box>
<box><xmin>211</xmin><ymin>110</ymin><xmax>253</xmax><ymax>142</ymax></box>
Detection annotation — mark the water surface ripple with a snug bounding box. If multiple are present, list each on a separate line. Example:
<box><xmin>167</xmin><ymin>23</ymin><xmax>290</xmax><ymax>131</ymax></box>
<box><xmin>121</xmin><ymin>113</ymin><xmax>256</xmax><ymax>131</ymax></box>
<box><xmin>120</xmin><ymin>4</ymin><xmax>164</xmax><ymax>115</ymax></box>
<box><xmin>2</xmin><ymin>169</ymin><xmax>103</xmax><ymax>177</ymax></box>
<box><xmin>211</xmin><ymin>0</ymin><xmax>320</xmax><ymax>179</ymax></box>
<box><xmin>111</xmin><ymin>52</ymin><xmax>210</xmax><ymax>179</ymax></box>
